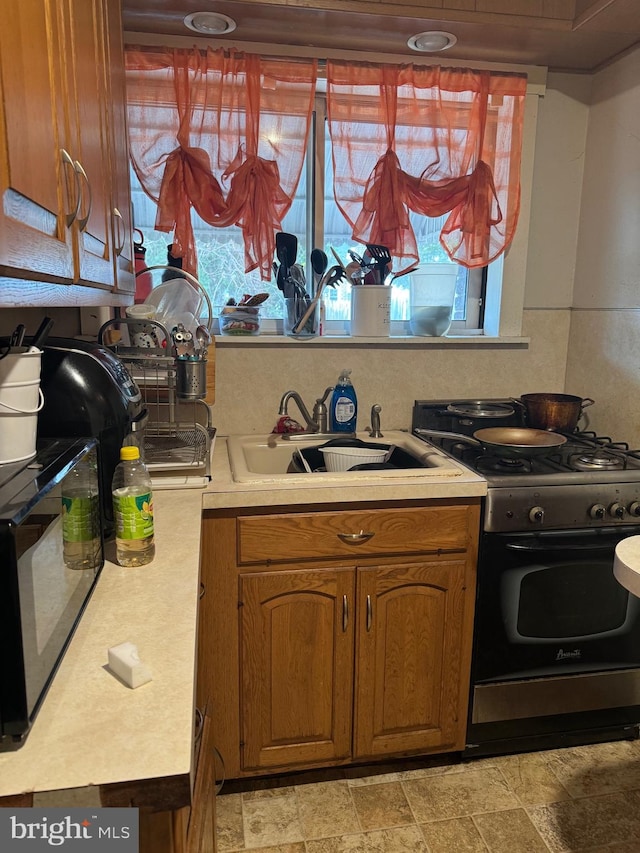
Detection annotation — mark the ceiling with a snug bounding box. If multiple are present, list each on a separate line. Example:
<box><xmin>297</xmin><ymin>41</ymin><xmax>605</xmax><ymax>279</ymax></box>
<box><xmin>121</xmin><ymin>0</ymin><xmax>640</xmax><ymax>73</ymax></box>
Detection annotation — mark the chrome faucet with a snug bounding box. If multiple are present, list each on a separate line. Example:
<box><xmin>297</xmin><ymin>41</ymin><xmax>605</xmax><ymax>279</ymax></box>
<box><xmin>278</xmin><ymin>387</ymin><xmax>348</xmax><ymax>439</ymax></box>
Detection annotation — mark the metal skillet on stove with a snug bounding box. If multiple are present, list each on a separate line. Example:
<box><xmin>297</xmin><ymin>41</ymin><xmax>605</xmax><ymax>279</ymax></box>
<box><xmin>415</xmin><ymin>426</ymin><xmax>567</xmax><ymax>459</ymax></box>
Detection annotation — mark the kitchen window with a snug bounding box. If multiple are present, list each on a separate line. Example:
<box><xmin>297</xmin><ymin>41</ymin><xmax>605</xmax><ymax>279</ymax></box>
<box><xmin>130</xmin><ymin>48</ymin><xmax>528</xmax><ymax>335</ymax></box>
<box><xmin>129</xmin><ymin>109</ymin><xmax>484</xmax><ymax>334</ymax></box>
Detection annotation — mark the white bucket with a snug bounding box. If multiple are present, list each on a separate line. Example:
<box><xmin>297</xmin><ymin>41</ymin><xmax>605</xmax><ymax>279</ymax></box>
<box><xmin>0</xmin><ymin>348</ymin><xmax>43</xmax><ymax>463</ymax></box>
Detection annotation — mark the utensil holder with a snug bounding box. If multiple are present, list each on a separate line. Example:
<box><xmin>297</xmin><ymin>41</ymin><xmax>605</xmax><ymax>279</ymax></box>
<box><xmin>176</xmin><ymin>359</ymin><xmax>207</xmax><ymax>400</ymax></box>
<box><xmin>350</xmin><ymin>286</ymin><xmax>390</xmax><ymax>337</ymax></box>
<box><xmin>284</xmin><ymin>296</ymin><xmax>318</xmax><ymax>338</ymax></box>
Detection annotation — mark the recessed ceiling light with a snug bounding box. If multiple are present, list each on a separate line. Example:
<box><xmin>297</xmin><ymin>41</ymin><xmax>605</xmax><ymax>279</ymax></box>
<box><xmin>184</xmin><ymin>11</ymin><xmax>237</xmax><ymax>36</ymax></box>
<box><xmin>407</xmin><ymin>31</ymin><xmax>457</xmax><ymax>53</ymax></box>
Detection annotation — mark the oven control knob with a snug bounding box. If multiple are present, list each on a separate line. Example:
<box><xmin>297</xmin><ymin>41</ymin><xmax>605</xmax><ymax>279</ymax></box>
<box><xmin>628</xmin><ymin>502</ymin><xmax>640</xmax><ymax>517</ymax></box>
<box><xmin>609</xmin><ymin>502</ymin><xmax>626</xmax><ymax>519</ymax></box>
<box><xmin>529</xmin><ymin>506</ymin><xmax>545</xmax><ymax>524</ymax></box>
<box><xmin>589</xmin><ymin>504</ymin><xmax>606</xmax><ymax>520</ymax></box>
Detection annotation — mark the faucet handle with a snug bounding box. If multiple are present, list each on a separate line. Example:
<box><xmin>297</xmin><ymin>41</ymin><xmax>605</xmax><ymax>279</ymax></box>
<box><xmin>313</xmin><ymin>387</ymin><xmax>334</xmax><ymax>434</ymax></box>
<box><xmin>316</xmin><ymin>386</ymin><xmax>334</xmax><ymax>405</ymax></box>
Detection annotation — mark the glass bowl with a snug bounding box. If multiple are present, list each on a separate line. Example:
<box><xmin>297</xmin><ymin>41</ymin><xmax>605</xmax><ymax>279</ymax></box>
<box><xmin>218</xmin><ymin>305</ymin><xmax>261</xmax><ymax>336</ymax></box>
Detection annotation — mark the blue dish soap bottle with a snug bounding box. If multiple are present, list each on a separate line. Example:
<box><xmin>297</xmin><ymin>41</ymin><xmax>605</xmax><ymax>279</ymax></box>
<box><xmin>330</xmin><ymin>370</ymin><xmax>357</xmax><ymax>433</ymax></box>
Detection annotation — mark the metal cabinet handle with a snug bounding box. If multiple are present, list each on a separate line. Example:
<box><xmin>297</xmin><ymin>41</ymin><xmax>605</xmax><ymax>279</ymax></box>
<box><xmin>199</xmin><ymin>582</ymin><xmax>205</xmax><ymax>599</ymax></box>
<box><xmin>366</xmin><ymin>594</ymin><xmax>372</xmax><ymax>632</ymax></box>
<box><xmin>113</xmin><ymin>207</ymin><xmax>125</xmax><ymax>255</ymax></box>
<box><xmin>342</xmin><ymin>594</ymin><xmax>349</xmax><ymax>632</ymax></box>
<box><xmin>337</xmin><ymin>530</ymin><xmax>375</xmax><ymax>545</ymax></box>
<box><xmin>74</xmin><ymin>160</ymin><xmax>92</xmax><ymax>231</ymax></box>
<box><xmin>61</xmin><ymin>149</ymin><xmax>81</xmax><ymax>227</ymax></box>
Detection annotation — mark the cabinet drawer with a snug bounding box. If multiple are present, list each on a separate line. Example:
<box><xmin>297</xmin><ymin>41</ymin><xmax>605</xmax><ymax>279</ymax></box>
<box><xmin>238</xmin><ymin>505</ymin><xmax>474</xmax><ymax>564</ymax></box>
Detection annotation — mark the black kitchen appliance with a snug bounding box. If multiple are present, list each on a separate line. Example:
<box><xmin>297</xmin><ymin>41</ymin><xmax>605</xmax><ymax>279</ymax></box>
<box><xmin>0</xmin><ymin>438</ymin><xmax>103</xmax><ymax>750</ymax></box>
<box><xmin>412</xmin><ymin>398</ymin><xmax>640</xmax><ymax>757</ymax></box>
<box><xmin>36</xmin><ymin>338</ymin><xmax>145</xmax><ymax>536</ymax></box>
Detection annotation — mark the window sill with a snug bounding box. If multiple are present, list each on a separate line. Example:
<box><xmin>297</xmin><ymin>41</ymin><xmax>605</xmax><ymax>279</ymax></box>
<box><xmin>214</xmin><ymin>334</ymin><xmax>530</xmax><ymax>347</ymax></box>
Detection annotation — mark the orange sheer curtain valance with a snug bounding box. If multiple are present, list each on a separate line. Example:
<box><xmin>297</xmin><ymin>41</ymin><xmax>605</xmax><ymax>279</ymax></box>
<box><xmin>326</xmin><ymin>61</ymin><xmax>527</xmax><ymax>269</ymax></box>
<box><xmin>126</xmin><ymin>46</ymin><xmax>317</xmax><ymax>278</ymax></box>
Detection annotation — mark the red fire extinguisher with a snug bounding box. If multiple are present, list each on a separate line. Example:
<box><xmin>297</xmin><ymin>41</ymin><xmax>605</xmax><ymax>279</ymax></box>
<box><xmin>134</xmin><ymin>229</ymin><xmax>153</xmax><ymax>304</ymax></box>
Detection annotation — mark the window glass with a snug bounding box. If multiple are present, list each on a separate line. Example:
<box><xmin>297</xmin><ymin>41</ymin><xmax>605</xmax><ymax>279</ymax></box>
<box><xmin>130</xmin><ymin>102</ymin><xmax>487</xmax><ymax>333</ymax></box>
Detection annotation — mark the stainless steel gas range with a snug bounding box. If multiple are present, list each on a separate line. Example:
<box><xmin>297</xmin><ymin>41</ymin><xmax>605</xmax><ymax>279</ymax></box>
<box><xmin>412</xmin><ymin>398</ymin><xmax>640</xmax><ymax>757</ymax></box>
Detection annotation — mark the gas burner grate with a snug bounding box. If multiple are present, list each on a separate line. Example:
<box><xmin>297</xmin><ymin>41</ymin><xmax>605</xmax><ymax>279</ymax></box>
<box><xmin>475</xmin><ymin>455</ymin><xmax>532</xmax><ymax>475</ymax></box>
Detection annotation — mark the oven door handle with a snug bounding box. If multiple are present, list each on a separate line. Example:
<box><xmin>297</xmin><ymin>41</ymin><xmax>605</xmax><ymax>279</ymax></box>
<box><xmin>506</xmin><ymin>541</ymin><xmax>615</xmax><ymax>553</ymax></box>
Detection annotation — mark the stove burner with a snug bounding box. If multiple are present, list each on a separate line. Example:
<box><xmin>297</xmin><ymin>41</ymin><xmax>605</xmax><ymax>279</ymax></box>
<box><xmin>572</xmin><ymin>451</ymin><xmax>625</xmax><ymax>471</ymax></box>
<box><xmin>475</xmin><ymin>455</ymin><xmax>532</xmax><ymax>475</ymax></box>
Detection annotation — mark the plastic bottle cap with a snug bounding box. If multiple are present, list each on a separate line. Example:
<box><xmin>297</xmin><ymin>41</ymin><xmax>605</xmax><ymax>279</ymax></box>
<box><xmin>120</xmin><ymin>446</ymin><xmax>140</xmax><ymax>461</ymax></box>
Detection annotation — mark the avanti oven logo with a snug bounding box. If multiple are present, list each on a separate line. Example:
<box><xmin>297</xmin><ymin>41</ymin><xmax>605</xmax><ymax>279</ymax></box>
<box><xmin>0</xmin><ymin>808</ymin><xmax>138</xmax><ymax>850</ymax></box>
<box><xmin>556</xmin><ymin>648</ymin><xmax>582</xmax><ymax>661</ymax></box>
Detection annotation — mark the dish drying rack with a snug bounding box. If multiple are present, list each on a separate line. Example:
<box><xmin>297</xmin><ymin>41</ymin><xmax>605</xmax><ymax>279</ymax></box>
<box><xmin>99</xmin><ymin>317</ymin><xmax>215</xmax><ymax>488</ymax></box>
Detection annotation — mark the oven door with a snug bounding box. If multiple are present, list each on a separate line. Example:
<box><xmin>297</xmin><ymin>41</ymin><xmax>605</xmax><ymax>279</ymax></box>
<box><xmin>473</xmin><ymin>526</ymin><xmax>640</xmax><ymax>684</ymax></box>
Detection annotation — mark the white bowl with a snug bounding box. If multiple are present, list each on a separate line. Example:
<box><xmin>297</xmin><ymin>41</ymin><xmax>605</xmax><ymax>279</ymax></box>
<box><xmin>319</xmin><ymin>446</ymin><xmax>388</xmax><ymax>472</ymax></box>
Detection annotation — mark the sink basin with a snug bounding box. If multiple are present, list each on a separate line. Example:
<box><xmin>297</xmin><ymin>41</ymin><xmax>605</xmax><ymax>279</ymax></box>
<box><xmin>226</xmin><ymin>431</ymin><xmax>466</xmax><ymax>485</ymax></box>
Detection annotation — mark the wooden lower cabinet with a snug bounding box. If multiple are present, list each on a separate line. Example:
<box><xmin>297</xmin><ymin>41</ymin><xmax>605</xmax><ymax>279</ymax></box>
<box><xmin>138</xmin><ymin>707</ymin><xmax>216</xmax><ymax>853</ymax></box>
<box><xmin>241</xmin><ymin>567</ymin><xmax>355</xmax><ymax>769</ymax></box>
<box><xmin>200</xmin><ymin>499</ymin><xmax>480</xmax><ymax>779</ymax></box>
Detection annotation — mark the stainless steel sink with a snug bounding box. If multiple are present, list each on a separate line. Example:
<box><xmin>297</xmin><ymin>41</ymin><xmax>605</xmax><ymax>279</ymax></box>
<box><xmin>226</xmin><ymin>431</ymin><xmax>466</xmax><ymax>485</ymax></box>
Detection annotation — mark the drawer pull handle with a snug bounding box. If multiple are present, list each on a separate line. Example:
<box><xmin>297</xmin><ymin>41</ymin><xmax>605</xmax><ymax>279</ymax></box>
<box><xmin>366</xmin><ymin>595</ymin><xmax>372</xmax><ymax>632</ymax></box>
<box><xmin>337</xmin><ymin>530</ymin><xmax>374</xmax><ymax>545</ymax></box>
<box><xmin>342</xmin><ymin>594</ymin><xmax>349</xmax><ymax>632</ymax></box>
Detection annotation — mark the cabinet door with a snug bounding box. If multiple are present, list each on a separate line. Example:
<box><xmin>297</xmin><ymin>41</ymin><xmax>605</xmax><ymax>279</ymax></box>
<box><xmin>354</xmin><ymin>560</ymin><xmax>472</xmax><ymax>758</ymax></box>
<box><xmin>102</xmin><ymin>0</ymin><xmax>134</xmax><ymax>295</ymax></box>
<box><xmin>240</xmin><ymin>568</ymin><xmax>355</xmax><ymax>770</ymax></box>
<box><xmin>186</xmin><ymin>708</ymin><xmax>216</xmax><ymax>853</ymax></box>
<box><xmin>0</xmin><ymin>0</ymin><xmax>75</xmax><ymax>281</ymax></box>
<box><xmin>62</xmin><ymin>0</ymin><xmax>114</xmax><ymax>287</ymax></box>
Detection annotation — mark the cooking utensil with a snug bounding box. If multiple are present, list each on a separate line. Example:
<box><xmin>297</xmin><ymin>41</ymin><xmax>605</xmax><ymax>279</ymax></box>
<box><xmin>275</xmin><ymin>233</ymin><xmax>291</xmax><ymax>293</ymax></box>
<box><xmin>275</xmin><ymin>232</ymin><xmax>298</xmax><ymax>297</ymax></box>
<box><xmin>385</xmin><ymin>262</ymin><xmax>420</xmax><ymax>286</ymax></box>
<box><xmin>10</xmin><ymin>324</ymin><xmax>26</xmax><ymax>348</ymax></box>
<box><xmin>330</xmin><ymin>247</ymin><xmax>347</xmax><ymax>271</ymax></box>
<box><xmin>196</xmin><ymin>324</ymin><xmax>211</xmax><ymax>355</ymax></box>
<box><xmin>31</xmin><ymin>316</ymin><xmax>54</xmax><ymax>350</ymax></box>
<box><xmin>415</xmin><ymin>426</ymin><xmax>567</xmax><ymax>459</ymax></box>
<box><xmin>348</xmin><ymin>249</ymin><xmax>366</xmax><ymax>267</ymax></box>
<box><xmin>243</xmin><ymin>292</ymin><xmax>270</xmax><ymax>306</ymax></box>
<box><xmin>519</xmin><ymin>393</ymin><xmax>595</xmax><ymax>433</ymax></box>
<box><xmin>366</xmin><ymin>244</ymin><xmax>392</xmax><ymax>283</ymax></box>
<box><xmin>291</xmin><ymin>265</ymin><xmax>343</xmax><ymax>335</ymax></box>
<box><xmin>310</xmin><ymin>248</ymin><xmax>328</xmax><ymax>294</ymax></box>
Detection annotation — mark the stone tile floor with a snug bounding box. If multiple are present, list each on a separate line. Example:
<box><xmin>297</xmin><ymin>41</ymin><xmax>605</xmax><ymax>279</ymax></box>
<box><xmin>216</xmin><ymin>739</ymin><xmax>640</xmax><ymax>852</ymax></box>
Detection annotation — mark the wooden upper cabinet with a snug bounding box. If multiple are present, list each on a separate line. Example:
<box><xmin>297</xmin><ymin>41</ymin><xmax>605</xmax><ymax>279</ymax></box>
<box><xmin>103</xmin><ymin>0</ymin><xmax>135</xmax><ymax>295</ymax></box>
<box><xmin>354</xmin><ymin>560</ymin><xmax>473</xmax><ymax>758</ymax></box>
<box><xmin>0</xmin><ymin>0</ymin><xmax>75</xmax><ymax>281</ymax></box>
<box><xmin>0</xmin><ymin>0</ymin><xmax>132</xmax><ymax>294</ymax></box>
<box><xmin>58</xmin><ymin>0</ymin><xmax>114</xmax><ymax>287</ymax></box>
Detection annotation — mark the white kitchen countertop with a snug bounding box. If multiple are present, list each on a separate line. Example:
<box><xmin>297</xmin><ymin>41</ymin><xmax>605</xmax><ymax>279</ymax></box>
<box><xmin>0</xmin><ymin>432</ymin><xmax>485</xmax><ymax>801</ymax></box>
<box><xmin>614</xmin><ymin>536</ymin><xmax>640</xmax><ymax>598</ymax></box>
<box><xmin>0</xmin><ymin>489</ymin><xmax>202</xmax><ymax>800</ymax></box>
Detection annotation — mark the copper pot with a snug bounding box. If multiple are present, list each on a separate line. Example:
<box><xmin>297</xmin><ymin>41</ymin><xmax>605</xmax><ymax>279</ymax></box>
<box><xmin>519</xmin><ymin>393</ymin><xmax>594</xmax><ymax>432</ymax></box>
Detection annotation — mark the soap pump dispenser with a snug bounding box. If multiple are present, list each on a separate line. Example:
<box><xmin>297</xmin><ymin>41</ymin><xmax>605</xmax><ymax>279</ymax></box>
<box><xmin>330</xmin><ymin>369</ymin><xmax>357</xmax><ymax>433</ymax></box>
